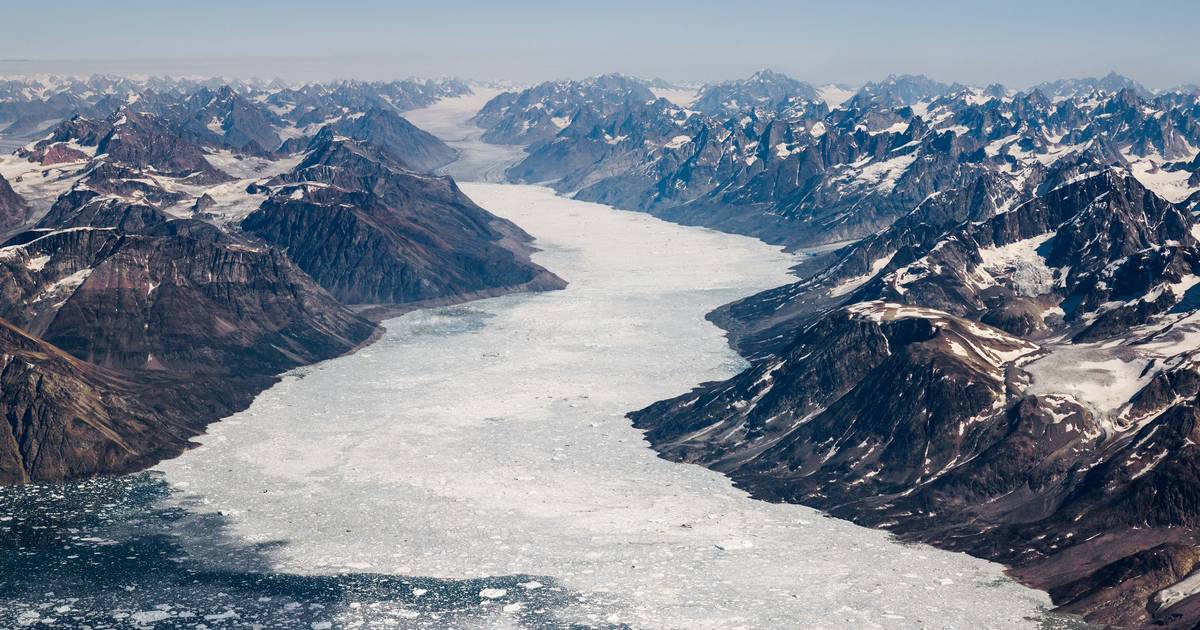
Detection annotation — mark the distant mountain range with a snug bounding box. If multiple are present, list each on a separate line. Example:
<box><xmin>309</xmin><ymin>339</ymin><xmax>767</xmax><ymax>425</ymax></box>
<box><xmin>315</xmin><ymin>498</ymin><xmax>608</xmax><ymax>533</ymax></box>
<box><xmin>476</xmin><ymin>70</ymin><xmax>1199</xmax><ymax>250</ymax></box>
<box><xmin>471</xmin><ymin>69</ymin><xmax>1200</xmax><ymax>626</ymax></box>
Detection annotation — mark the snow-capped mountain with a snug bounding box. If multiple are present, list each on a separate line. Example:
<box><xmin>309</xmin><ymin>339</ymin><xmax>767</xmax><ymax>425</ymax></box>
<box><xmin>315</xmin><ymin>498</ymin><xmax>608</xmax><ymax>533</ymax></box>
<box><xmin>479</xmin><ymin>71</ymin><xmax>1200</xmax><ymax>250</ymax></box>
<box><xmin>0</xmin><ymin>75</ymin><xmax>472</xmax><ymax>156</ymax></box>
<box><xmin>841</xmin><ymin>73</ymin><xmax>962</xmax><ymax>109</ymax></box>
<box><xmin>1032</xmin><ymin>70</ymin><xmax>1154</xmax><ymax>100</ymax></box>
<box><xmin>475</xmin><ymin>68</ymin><xmax>1200</xmax><ymax>625</ymax></box>
<box><xmin>580</xmin><ymin>76</ymin><xmax>1200</xmax><ymax>627</ymax></box>
<box><xmin>324</xmin><ymin>108</ymin><xmax>458</xmax><ymax>173</ymax></box>
<box><xmin>0</xmin><ymin>78</ymin><xmax>559</xmax><ymax>484</ymax></box>
<box><xmin>630</xmin><ymin>166</ymin><xmax>1200</xmax><ymax>626</ymax></box>
<box><xmin>691</xmin><ymin>68</ymin><xmax>821</xmax><ymax>116</ymax></box>
<box><xmin>470</xmin><ymin>73</ymin><xmax>656</xmax><ymax>145</ymax></box>
<box><xmin>5</xmin><ymin>67</ymin><xmax>1200</xmax><ymax>625</ymax></box>
<box><xmin>162</xmin><ymin>85</ymin><xmax>285</xmax><ymax>155</ymax></box>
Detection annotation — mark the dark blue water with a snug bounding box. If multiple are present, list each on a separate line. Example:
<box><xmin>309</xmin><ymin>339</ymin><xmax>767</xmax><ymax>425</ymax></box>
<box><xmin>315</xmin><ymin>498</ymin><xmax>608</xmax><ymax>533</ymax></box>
<box><xmin>0</xmin><ymin>473</ymin><xmax>617</xmax><ymax>628</ymax></box>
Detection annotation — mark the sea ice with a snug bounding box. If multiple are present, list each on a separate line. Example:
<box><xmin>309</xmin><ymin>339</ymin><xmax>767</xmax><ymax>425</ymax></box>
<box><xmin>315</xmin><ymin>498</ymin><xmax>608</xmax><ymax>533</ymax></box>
<box><xmin>156</xmin><ymin>181</ymin><xmax>1055</xmax><ymax>628</ymax></box>
<box><xmin>148</xmin><ymin>96</ymin><xmax>1060</xmax><ymax>629</ymax></box>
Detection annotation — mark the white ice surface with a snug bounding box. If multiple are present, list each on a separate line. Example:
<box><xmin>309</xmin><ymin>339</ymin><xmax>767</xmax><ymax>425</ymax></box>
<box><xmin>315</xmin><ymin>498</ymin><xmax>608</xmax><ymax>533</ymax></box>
<box><xmin>403</xmin><ymin>90</ymin><xmax>529</xmax><ymax>183</ymax></box>
<box><xmin>818</xmin><ymin>84</ymin><xmax>856</xmax><ymax>108</ymax></box>
<box><xmin>975</xmin><ymin>233</ymin><xmax>1057</xmax><ymax>297</ymax></box>
<box><xmin>153</xmin><ymin>99</ymin><xmax>1055</xmax><ymax>629</ymax></box>
<box><xmin>649</xmin><ymin>88</ymin><xmax>699</xmax><ymax>108</ymax></box>
<box><xmin>1023</xmin><ymin>344</ymin><xmax>1155</xmax><ymax>422</ymax></box>
<box><xmin>1125</xmin><ymin>151</ymin><xmax>1199</xmax><ymax>204</ymax></box>
<box><xmin>0</xmin><ymin>153</ymin><xmax>88</xmax><ymax>217</ymax></box>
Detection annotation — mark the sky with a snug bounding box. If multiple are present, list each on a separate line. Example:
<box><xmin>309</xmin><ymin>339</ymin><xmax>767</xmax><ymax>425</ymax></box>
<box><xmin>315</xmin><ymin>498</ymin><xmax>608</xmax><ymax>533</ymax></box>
<box><xmin>1</xmin><ymin>0</ymin><xmax>1197</xmax><ymax>89</ymax></box>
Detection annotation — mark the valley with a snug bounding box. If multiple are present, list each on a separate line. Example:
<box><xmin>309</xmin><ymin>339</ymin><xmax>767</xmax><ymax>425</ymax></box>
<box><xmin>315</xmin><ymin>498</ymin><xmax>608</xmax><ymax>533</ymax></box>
<box><xmin>0</xmin><ymin>88</ymin><xmax>1065</xmax><ymax>630</ymax></box>
<box><xmin>1</xmin><ymin>64</ymin><xmax>1198</xmax><ymax>627</ymax></box>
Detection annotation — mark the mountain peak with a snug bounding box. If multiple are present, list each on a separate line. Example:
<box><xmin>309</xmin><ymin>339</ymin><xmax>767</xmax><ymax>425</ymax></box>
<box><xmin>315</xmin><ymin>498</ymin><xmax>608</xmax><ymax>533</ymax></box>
<box><xmin>749</xmin><ymin>68</ymin><xmax>790</xmax><ymax>82</ymax></box>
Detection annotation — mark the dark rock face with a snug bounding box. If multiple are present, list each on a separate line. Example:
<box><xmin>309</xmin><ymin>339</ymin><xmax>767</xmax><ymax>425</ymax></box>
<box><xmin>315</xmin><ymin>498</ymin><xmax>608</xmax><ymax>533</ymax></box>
<box><xmin>163</xmin><ymin>85</ymin><xmax>284</xmax><ymax>155</ymax></box>
<box><xmin>329</xmin><ymin>108</ymin><xmax>458</xmax><ymax>173</ymax></box>
<box><xmin>75</xmin><ymin>162</ymin><xmax>191</xmax><ymax>209</ymax></box>
<box><xmin>192</xmin><ymin>193</ymin><xmax>216</xmax><ymax>213</ymax></box>
<box><xmin>0</xmin><ymin>225</ymin><xmax>378</xmax><ymax>484</ymax></box>
<box><xmin>632</xmin><ymin>161</ymin><xmax>1200</xmax><ymax>625</ymax></box>
<box><xmin>0</xmin><ymin>317</ymin><xmax>189</xmax><ymax>485</ymax></box>
<box><xmin>28</xmin><ymin>110</ymin><xmax>230</xmax><ymax>184</ymax></box>
<box><xmin>96</xmin><ymin>110</ymin><xmax>231</xmax><ymax>182</ymax></box>
<box><xmin>243</xmin><ymin>131</ymin><xmax>563</xmax><ymax>305</ymax></box>
<box><xmin>0</xmin><ymin>227</ymin><xmax>376</xmax><ymax>372</ymax></box>
<box><xmin>658</xmin><ymin>123</ymin><xmax>994</xmax><ymax>247</ymax></box>
<box><xmin>20</xmin><ymin>142</ymin><xmax>89</xmax><ymax>166</ymax></box>
<box><xmin>505</xmin><ymin>95</ymin><xmax>722</xmax><ymax>202</ymax></box>
<box><xmin>38</xmin><ymin>194</ymin><xmax>170</xmax><ymax>233</ymax></box>
<box><xmin>19</xmin><ymin>116</ymin><xmax>111</xmax><ymax>155</ymax></box>
<box><xmin>0</xmin><ymin>174</ymin><xmax>27</xmax><ymax>233</ymax></box>
<box><xmin>207</xmin><ymin>87</ymin><xmax>278</xmax><ymax>149</ymax></box>
<box><xmin>635</xmin><ymin>303</ymin><xmax>1039</xmax><ymax>477</ymax></box>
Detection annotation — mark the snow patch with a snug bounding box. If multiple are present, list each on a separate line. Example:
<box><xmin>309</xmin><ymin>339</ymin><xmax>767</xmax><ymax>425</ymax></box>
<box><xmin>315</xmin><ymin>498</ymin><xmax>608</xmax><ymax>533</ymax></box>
<box><xmin>975</xmin><ymin>233</ymin><xmax>1056</xmax><ymax>297</ymax></box>
<box><xmin>828</xmin><ymin>253</ymin><xmax>895</xmax><ymax>297</ymax></box>
<box><xmin>24</xmin><ymin>255</ymin><xmax>50</xmax><ymax>272</ymax></box>
<box><xmin>1024</xmin><ymin>347</ymin><xmax>1154</xmax><ymax>421</ymax></box>
<box><xmin>664</xmin><ymin>135</ymin><xmax>692</xmax><ymax>150</ymax></box>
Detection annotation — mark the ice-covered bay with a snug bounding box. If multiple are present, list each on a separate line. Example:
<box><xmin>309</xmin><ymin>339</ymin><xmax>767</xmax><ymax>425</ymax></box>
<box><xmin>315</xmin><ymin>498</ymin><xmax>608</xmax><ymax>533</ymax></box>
<box><xmin>155</xmin><ymin>173</ymin><xmax>1055</xmax><ymax>627</ymax></box>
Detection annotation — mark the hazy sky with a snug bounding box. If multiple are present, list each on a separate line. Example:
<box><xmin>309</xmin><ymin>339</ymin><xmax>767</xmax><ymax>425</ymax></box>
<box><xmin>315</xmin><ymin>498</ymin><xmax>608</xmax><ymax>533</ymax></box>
<box><xmin>2</xmin><ymin>0</ymin><xmax>1196</xmax><ymax>89</ymax></box>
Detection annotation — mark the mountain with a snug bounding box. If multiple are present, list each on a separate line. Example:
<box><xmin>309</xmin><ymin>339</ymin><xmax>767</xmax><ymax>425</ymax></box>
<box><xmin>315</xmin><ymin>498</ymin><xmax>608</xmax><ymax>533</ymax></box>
<box><xmin>327</xmin><ymin>108</ymin><xmax>458</xmax><ymax>173</ymax></box>
<box><xmin>485</xmin><ymin>75</ymin><xmax>1200</xmax><ymax>250</ymax></box>
<box><xmin>262</xmin><ymin>78</ymin><xmax>472</xmax><ymax>126</ymax></box>
<box><xmin>26</xmin><ymin>108</ymin><xmax>231</xmax><ymax>184</ymax></box>
<box><xmin>691</xmin><ymin>69</ymin><xmax>821</xmax><ymax>116</ymax></box>
<box><xmin>472</xmin><ymin>74</ymin><xmax>657</xmax><ymax>145</ymax></box>
<box><xmin>167</xmin><ymin>85</ymin><xmax>284</xmax><ymax>154</ymax></box>
<box><xmin>0</xmin><ymin>215</ymin><xmax>378</xmax><ymax>483</ymax></box>
<box><xmin>0</xmin><ymin>77</ymin><xmax>559</xmax><ymax>484</ymax></box>
<box><xmin>0</xmin><ymin>174</ymin><xmax>26</xmax><ymax>232</ymax></box>
<box><xmin>0</xmin><ymin>316</ymin><xmax>191</xmax><ymax>485</ymax></box>
<box><xmin>0</xmin><ymin>75</ymin><xmax>473</xmax><ymax>164</ymax></box>
<box><xmin>631</xmin><ymin>169</ymin><xmax>1200</xmax><ymax>626</ymax></box>
<box><xmin>505</xmin><ymin>94</ymin><xmax>723</xmax><ymax>205</ymax></box>
<box><xmin>843</xmin><ymin>74</ymin><xmax>961</xmax><ymax>109</ymax></box>
<box><xmin>242</xmin><ymin>129</ymin><xmax>563</xmax><ymax>306</ymax></box>
<box><xmin>0</xmin><ymin>76</ymin><xmax>134</xmax><ymax>138</ymax></box>
<box><xmin>1033</xmin><ymin>71</ymin><xmax>1154</xmax><ymax>100</ymax></box>
<box><xmin>479</xmin><ymin>71</ymin><xmax>1200</xmax><ymax>623</ymax></box>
